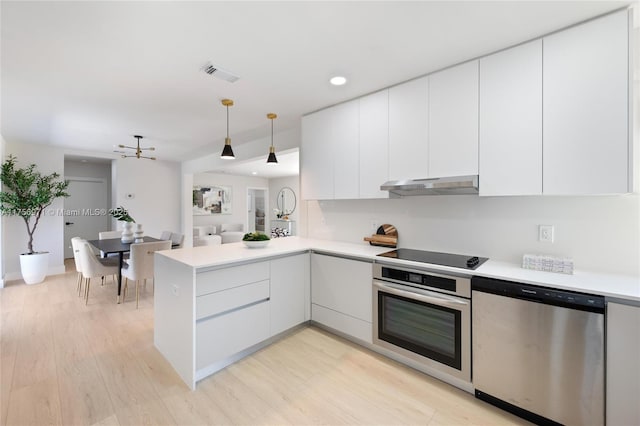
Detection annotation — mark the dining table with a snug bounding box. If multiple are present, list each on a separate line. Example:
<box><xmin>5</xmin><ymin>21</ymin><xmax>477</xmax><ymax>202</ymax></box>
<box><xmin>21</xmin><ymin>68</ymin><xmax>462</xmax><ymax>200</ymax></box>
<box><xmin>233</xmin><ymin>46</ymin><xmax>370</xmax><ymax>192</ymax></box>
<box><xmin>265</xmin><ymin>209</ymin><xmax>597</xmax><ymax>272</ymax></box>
<box><xmin>87</xmin><ymin>236</ymin><xmax>172</xmax><ymax>303</ymax></box>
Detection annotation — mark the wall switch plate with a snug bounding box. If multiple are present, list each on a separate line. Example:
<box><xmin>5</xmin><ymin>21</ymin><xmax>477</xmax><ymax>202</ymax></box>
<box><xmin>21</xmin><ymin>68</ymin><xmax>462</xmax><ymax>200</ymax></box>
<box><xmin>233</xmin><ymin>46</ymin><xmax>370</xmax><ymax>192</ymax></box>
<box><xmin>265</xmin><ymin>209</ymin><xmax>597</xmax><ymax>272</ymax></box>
<box><xmin>538</xmin><ymin>225</ymin><xmax>554</xmax><ymax>243</ymax></box>
<box><xmin>171</xmin><ymin>284</ymin><xmax>180</xmax><ymax>296</ymax></box>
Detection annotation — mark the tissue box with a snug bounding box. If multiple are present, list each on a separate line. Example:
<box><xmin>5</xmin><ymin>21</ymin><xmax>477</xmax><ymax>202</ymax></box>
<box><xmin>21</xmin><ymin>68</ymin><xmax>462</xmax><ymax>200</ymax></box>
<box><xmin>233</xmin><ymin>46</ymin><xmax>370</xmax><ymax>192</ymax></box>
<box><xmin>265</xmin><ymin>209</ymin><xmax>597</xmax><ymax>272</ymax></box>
<box><xmin>522</xmin><ymin>254</ymin><xmax>574</xmax><ymax>275</ymax></box>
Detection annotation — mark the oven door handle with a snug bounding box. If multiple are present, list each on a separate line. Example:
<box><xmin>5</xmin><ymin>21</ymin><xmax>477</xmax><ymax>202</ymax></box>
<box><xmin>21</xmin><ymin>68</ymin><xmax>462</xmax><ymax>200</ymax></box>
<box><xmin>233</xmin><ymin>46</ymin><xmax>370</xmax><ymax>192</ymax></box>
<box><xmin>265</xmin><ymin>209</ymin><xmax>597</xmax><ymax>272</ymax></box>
<box><xmin>373</xmin><ymin>281</ymin><xmax>469</xmax><ymax>307</ymax></box>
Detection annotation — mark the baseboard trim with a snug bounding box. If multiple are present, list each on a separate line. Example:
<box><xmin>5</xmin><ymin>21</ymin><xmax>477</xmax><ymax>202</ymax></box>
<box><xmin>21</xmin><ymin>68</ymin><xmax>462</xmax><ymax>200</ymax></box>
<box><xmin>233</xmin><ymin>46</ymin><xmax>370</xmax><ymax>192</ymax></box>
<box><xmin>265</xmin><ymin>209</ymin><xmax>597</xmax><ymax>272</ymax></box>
<box><xmin>4</xmin><ymin>264</ymin><xmax>67</xmax><ymax>283</ymax></box>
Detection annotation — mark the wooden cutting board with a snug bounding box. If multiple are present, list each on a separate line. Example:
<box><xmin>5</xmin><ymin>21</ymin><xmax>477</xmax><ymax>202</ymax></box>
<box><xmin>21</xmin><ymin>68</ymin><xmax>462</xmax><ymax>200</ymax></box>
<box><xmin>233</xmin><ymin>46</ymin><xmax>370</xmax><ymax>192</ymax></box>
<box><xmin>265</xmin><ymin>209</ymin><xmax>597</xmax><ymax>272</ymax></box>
<box><xmin>363</xmin><ymin>224</ymin><xmax>398</xmax><ymax>247</ymax></box>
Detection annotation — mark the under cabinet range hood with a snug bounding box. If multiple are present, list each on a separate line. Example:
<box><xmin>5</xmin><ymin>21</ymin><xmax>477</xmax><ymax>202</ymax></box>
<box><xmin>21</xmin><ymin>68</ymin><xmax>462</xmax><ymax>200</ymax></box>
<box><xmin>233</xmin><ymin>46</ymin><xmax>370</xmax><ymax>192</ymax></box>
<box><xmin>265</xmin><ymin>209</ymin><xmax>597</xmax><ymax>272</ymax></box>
<box><xmin>380</xmin><ymin>175</ymin><xmax>479</xmax><ymax>196</ymax></box>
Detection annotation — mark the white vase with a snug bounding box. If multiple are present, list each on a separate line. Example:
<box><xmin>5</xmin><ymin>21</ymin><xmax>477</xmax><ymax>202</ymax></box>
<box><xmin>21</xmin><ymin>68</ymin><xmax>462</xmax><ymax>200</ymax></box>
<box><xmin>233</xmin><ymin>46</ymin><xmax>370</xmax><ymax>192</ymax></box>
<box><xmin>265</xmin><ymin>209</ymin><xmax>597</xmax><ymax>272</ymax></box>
<box><xmin>121</xmin><ymin>221</ymin><xmax>134</xmax><ymax>243</ymax></box>
<box><xmin>19</xmin><ymin>252</ymin><xmax>49</xmax><ymax>285</ymax></box>
<box><xmin>134</xmin><ymin>223</ymin><xmax>144</xmax><ymax>243</ymax></box>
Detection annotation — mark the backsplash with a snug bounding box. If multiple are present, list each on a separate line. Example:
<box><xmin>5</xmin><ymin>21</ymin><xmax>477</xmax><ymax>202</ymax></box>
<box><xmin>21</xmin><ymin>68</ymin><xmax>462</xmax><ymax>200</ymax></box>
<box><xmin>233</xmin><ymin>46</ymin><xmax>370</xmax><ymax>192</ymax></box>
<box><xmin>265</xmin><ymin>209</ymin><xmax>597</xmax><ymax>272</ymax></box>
<box><xmin>304</xmin><ymin>194</ymin><xmax>640</xmax><ymax>276</ymax></box>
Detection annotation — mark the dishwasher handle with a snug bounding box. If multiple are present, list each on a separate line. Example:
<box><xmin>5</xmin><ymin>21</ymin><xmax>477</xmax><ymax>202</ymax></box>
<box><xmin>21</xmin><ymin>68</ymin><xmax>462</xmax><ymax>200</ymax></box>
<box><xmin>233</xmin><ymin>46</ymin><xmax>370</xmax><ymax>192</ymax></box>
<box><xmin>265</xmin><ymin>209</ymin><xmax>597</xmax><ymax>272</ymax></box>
<box><xmin>472</xmin><ymin>276</ymin><xmax>605</xmax><ymax>314</ymax></box>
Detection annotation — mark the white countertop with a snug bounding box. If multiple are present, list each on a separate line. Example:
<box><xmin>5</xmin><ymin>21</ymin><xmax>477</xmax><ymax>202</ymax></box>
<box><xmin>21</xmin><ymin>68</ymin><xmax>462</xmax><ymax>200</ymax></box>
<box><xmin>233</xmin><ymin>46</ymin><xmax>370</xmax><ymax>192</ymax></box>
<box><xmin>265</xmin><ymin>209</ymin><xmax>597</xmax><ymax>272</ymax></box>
<box><xmin>158</xmin><ymin>237</ymin><xmax>640</xmax><ymax>302</ymax></box>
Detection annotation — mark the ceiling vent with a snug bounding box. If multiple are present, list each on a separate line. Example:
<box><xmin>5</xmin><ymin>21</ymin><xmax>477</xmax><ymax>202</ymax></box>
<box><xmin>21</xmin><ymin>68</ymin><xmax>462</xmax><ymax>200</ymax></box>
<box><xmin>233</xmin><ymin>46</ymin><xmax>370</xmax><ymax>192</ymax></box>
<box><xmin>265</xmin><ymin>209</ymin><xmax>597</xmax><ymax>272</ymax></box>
<box><xmin>202</xmin><ymin>62</ymin><xmax>240</xmax><ymax>83</ymax></box>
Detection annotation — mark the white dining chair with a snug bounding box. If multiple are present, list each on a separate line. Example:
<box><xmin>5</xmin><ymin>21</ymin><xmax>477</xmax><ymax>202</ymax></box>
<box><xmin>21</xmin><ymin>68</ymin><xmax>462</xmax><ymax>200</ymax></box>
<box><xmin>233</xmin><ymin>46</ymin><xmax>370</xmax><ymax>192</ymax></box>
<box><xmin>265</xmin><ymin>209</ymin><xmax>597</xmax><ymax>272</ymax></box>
<box><xmin>170</xmin><ymin>232</ymin><xmax>184</xmax><ymax>248</ymax></box>
<box><xmin>78</xmin><ymin>241</ymin><xmax>119</xmax><ymax>305</ymax></box>
<box><xmin>71</xmin><ymin>237</ymin><xmax>86</xmax><ymax>296</ymax></box>
<box><xmin>122</xmin><ymin>240</ymin><xmax>171</xmax><ymax>308</ymax></box>
<box><xmin>98</xmin><ymin>230</ymin><xmax>122</xmax><ymax>258</ymax></box>
<box><xmin>159</xmin><ymin>230</ymin><xmax>172</xmax><ymax>241</ymax></box>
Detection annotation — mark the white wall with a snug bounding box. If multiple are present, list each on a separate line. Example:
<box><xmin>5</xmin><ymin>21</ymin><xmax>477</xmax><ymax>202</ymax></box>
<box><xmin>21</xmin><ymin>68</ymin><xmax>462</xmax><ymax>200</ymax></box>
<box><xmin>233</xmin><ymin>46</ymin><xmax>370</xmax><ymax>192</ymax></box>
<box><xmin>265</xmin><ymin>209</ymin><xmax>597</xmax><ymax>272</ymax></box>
<box><xmin>193</xmin><ymin>173</ymin><xmax>268</xmax><ymax>233</ymax></box>
<box><xmin>113</xmin><ymin>157</ymin><xmax>181</xmax><ymax>239</ymax></box>
<box><xmin>0</xmin><ymin>135</ymin><xmax>5</xmax><ymax>286</ymax></box>
<box><xmin>304</xmin><ymin>194</ymin><xmax>640</xmax><ymax>276</ymax></box>
<box><xmin>3</xmin><ymin>142</ymin><xmax>67</xmax><ymax>280</ymax></box>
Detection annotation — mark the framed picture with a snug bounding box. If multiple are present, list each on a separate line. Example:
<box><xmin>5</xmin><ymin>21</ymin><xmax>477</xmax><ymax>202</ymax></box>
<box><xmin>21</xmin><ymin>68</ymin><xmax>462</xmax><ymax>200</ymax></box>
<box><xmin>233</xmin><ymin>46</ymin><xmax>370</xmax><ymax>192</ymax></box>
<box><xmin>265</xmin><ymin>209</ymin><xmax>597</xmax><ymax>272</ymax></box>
<box><xmin>193</xmin><ymin>185</ymin><xmax>232</xmax><ymax>215</ymax></box>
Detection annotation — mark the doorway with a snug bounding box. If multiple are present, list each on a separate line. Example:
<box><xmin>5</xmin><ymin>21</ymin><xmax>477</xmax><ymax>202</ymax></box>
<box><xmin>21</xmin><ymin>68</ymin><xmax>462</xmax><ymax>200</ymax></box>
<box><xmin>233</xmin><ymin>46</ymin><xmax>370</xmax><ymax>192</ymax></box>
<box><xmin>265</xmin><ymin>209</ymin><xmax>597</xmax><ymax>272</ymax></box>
<box><xmin>63</xmin><ymin>178</ymin><xmax>110</xmax><ymax>258</ymax></box>
<box><xmin>247</xmin><ymin>188</ymin><xmax>268</xmax><ymax>234</ymax></box>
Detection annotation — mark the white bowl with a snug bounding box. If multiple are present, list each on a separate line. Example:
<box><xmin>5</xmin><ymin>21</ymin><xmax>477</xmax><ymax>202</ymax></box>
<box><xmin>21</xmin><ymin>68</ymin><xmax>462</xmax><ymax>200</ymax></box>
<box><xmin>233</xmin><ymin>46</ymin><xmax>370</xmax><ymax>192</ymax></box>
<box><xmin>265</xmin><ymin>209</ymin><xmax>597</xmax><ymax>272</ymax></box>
<box><xmin>243</xmin><ymin>240</ymin><xmax>270</xmax><ymax>248</ymax></box>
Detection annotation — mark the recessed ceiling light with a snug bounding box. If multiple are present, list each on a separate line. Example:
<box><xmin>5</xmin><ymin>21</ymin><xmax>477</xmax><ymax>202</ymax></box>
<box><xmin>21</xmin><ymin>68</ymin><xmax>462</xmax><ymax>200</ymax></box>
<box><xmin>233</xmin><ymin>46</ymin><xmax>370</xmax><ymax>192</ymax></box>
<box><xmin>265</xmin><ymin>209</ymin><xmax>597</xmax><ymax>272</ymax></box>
<box><xmin>330</xmin><ymin>76</ymin><xmax>347</xmax><ymax>86</ymax></box>
<box><xmin>251</xmin><ymin>171</ymin><xmax>258</xmax><ymax>175</ymax></box>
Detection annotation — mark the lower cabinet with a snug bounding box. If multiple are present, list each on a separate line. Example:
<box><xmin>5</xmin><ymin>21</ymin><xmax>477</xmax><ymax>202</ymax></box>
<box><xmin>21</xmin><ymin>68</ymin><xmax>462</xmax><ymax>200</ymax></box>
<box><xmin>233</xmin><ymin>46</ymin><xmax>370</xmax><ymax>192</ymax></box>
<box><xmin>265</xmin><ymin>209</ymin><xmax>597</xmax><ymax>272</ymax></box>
<box><xmin>311</xmin><ymin>253</ymin><xmax>373</xmax><ymax>343</ymax></box>
<box><xmin>196</xmin><ymin>301</ymin><xmax>270</xmax><ymax>370</ymax></box>
<box><xmin>270</xmin><ymin>253</ymin><xmax>310</xmax><ymax>336</ymax></box>
<box><xmin>606</xmin><ymin>302</ymin><xmax>640</xmax><ymax>425</ymax></box>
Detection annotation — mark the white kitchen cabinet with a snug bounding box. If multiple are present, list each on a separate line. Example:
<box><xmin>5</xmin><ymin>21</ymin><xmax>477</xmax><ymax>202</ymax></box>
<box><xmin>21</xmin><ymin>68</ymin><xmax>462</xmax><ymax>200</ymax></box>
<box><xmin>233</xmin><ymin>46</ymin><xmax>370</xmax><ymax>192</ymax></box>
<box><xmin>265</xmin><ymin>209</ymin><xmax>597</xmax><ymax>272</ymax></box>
<box><xmin>301</xmin><ymin>101</ymin><xmax>359</xmax><ymax>200</ymax></box>
<box><xmin>311</xmin><ymin>253</ymin><xmax>373</xmax><ymax>343</ymax></box>
<box><xmin>543</xmin><ymin>10</ymin><xmax>630</xmax><ymax>195</ymax></box>
<box><xmin>270</xmin><ymin>253</ymin><xmax>310</xmax><ymax>336</ymax></box>
<box><xmin>333</xmin><ymin>100</ymin><xmax>360</xmax><ymax>199</ymax></box>
<box><xmin>429</xmin><ymin>60</ymin><xmax>479</xmax><ymax>178</ymax></box>
<box><xmin>301</xmin><ymin>107</ymin><xmax>334</xmax><ymax>200</ymax></box>
<box><xmin>479</xmin><ymin>40</ymin><xmax>542</xmax><ymax>196</ymax></box>
<box><xmin>359</xmin><ymin>89</ymin><xmax>389</xmax><ymax>199</ymax></box>
<box><xmin>606</xmin><ymin>301</ymin><xmax>640</xmax><ymax>426</ymax></box>
<box><xmin>388</xmin><ymin>76</ymin><xmax>429</xmax><ymax>181</ymax></box>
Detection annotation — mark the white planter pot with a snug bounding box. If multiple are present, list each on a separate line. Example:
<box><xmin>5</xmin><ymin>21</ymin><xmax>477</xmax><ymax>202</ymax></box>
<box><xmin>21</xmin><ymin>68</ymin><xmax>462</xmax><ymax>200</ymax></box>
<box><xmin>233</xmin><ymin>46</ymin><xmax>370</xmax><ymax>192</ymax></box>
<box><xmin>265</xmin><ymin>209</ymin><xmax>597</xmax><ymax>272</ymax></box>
<box><xmin>121</xmin><ymin>221</ymin><xmax>134</xmax><ymax>243</ymax></box>
<box><xmin>19</xmin><ymin>252</ymin><xmax>49</xmax><ymax>285</ymax></box>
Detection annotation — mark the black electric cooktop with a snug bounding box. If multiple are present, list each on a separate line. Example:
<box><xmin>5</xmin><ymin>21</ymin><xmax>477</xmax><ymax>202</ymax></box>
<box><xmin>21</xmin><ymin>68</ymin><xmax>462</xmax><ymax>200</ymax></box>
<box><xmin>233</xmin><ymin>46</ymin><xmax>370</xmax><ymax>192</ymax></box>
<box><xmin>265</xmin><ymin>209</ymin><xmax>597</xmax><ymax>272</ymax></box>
<box><xmin>377</xmin><ymin>248</ymin><xmax>488</xmax><ymax>270</ymax></box>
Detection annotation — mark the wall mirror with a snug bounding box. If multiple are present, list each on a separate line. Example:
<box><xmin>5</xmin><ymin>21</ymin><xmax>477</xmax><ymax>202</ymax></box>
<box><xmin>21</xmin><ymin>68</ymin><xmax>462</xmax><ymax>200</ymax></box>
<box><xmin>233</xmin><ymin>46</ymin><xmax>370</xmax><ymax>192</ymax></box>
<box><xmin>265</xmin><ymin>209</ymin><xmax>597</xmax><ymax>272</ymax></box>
<box><xmin>276</xmin><ymin>187</ymin><xmax>296</xmax><ymax>217</ymax></box>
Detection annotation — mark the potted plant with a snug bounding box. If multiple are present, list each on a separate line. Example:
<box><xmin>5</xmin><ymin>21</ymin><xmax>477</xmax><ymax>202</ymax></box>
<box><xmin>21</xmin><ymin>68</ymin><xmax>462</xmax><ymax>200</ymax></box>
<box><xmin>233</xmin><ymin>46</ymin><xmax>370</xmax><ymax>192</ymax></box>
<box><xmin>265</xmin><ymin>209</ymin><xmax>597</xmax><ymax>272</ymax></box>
<box><xmin>109</xmin><ymin>206</ymin><xmax>135</xmax><ymax>243</ymax></box>
<box><xmin>0</xmin><ymin>155</ymin><xmax>70</xmax><ymax>284</ymax></box>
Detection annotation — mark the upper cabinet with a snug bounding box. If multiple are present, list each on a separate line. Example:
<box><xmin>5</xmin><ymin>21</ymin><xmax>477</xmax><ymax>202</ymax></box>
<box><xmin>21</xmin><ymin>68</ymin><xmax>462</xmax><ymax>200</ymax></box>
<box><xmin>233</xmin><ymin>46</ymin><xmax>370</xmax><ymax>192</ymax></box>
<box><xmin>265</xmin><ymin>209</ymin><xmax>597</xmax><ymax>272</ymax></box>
<box><xmin>429</xmin><ymin>61</ymin><xmax>479</xmax><ymax>178</ymax></box>
<box><xmin>301</xmin><ymin>100</ymin><xmax>359</xmax><ymax>200</ymax></box>
<box><xmin>301</xmin><ymin>107</ymin><xmax>334</xmax><ymax>200</ymax></box>
<box><xmin>388</xmin><ymin>76</ymin><xmax>429</xmax><ymax>181</ymax></box>
<box><xmin>543</xmin><ymin>10</ymin><xmax>630</xmax><ymax>195</ymax></box>
<box><xmin>359</xmin><ymin>90</ymin><xmax>390</xmax><ymax>199</ymax></box>
<box><xmin>332</xmin><ymin>100</ymin><xmax>360</xmax><ymax>200</ymax></box>
<box><xmin>479</xmin><ymin>40</ymin><xmax>543</xmax><ymax>196</ymax></box>
<box><xmin>301</xmin><ymin>9</ymin><xmax>632</xmax><ymax>200</ymax></box>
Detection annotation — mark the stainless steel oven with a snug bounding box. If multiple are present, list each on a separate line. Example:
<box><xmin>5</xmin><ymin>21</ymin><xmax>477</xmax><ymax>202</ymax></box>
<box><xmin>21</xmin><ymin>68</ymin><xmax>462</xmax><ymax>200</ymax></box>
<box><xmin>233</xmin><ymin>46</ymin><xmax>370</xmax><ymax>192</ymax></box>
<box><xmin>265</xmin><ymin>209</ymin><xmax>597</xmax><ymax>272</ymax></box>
<box><xmin>372</xmin><ymin>263</ymin><xmax>471</xmax><ymax>383</ymax></box>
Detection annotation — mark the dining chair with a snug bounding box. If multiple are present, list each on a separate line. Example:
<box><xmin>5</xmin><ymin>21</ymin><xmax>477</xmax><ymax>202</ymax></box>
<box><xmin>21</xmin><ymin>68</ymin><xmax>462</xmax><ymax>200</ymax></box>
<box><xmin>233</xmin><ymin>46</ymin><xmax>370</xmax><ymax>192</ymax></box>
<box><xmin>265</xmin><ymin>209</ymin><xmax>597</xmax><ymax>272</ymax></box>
<box><xmin>159</xmin><ymin>230</ymin><xmax>172</xmax><ymax>240</ymax></box>
<box><xmin>78</xmin><ymin>241</ymin><xmax>119</xmax><ymax>305</ymax></box>
<box><xmin>122</xmin><ymin>240</ymin><xmax>171</xmax><ymax>308</ymax></box>
<box><xmin>71</xmin><ymin>237</ymin><xmax>86</xmax><ymax>296</ymax></box>
<box><xmin>98</xmin><ymin>230</ymin><xmax>122</xmax><ymax>258</ymax></box>
<box><xmin>170</xmin><ymin>232</ymin><xmax>184</xmax><ymax>248</ymax></box>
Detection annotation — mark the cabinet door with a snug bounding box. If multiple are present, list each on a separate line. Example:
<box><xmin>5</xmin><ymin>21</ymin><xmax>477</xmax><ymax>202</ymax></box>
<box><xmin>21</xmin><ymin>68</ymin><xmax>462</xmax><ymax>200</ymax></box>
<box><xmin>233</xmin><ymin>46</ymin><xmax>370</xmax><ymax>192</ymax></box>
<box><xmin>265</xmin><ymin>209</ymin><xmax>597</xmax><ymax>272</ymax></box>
<box><xmin>429</xmin><ymin>60</ymin><xmax>479</xmax><ymax>178</ymax></box>
<box><xmin>270</xmin><ymin>253</ymin><xmax>309</xmax><ymax>336</ymax></box>
<box><xmin>333</xmin><ymin>100</ymin><xmax>360</xmax><ymax>199</ymax></box>
<box><xmin>301</xmin><ymin>108</ymin><xmax>334</xmax><ymax>200</ymax></box>
<box><xmin>479</xmin><ymin>40</ymin><xmax>542</xmax><ymax>196</ymax></box>
<box><xmin>543</xmin><ymin>10</ymin><xmax>629</xmax><ymax>194</ymax></box>
<box><xmin>359</xmin><ymin>90</ymin><xmax>389</xmax><ymax>199</ymax></box>
<box><xmin>311</xmin><ymin>253</ymin><xmax>372</xmax><ymax>322</ymax></box>
<box><xmin>388</xmin><ymin>76</ymin><xmax>429</xmax><ymax>180</ymax></box>
<box><xmin>607</xmin><ymin>302</ymin><xmax>640</xmax><ymax>425</ymax></box>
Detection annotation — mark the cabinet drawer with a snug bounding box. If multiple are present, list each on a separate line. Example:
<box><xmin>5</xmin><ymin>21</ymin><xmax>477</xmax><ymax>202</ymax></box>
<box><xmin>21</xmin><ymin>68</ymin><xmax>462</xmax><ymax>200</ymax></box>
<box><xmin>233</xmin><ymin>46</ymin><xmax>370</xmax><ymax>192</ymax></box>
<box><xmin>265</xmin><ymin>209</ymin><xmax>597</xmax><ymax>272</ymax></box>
<box><xmin>196</xmin><ymin>280</ymin><xmax>269</xmax><ymax>320</ymax></box>
<box><xmin>312</xmin><ymin>303</ymin><xmax>372</xmax><ymax>344</ymax></box>
<box><xmin>196</xmin><ymin>261</ymin><xmax>269</xmax><ymax>296</ymax></box>
<box><xmin>196</xmin><ymin>300</ymin><xmax>270</xmax><ymax>370</ymax></box>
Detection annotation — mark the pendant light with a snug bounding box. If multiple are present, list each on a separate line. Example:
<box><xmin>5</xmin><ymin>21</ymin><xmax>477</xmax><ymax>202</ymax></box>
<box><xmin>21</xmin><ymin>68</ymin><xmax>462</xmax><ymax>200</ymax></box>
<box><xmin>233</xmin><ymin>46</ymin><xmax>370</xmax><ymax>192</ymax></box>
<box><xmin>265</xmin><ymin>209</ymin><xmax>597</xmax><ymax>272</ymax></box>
<box><xmin>266</xmin><ymin>113</ymin><xmax>278</xmax><ymax>164</ymax></box>
<box><xmin>220</xmin><ymin>99</ymin><xmax>235</xmax><ymax>159</ymax></box>
<box><xmin>119</xmin><ymin>135</ymin><xmax>156</xmax><ymax>160</ymax></box>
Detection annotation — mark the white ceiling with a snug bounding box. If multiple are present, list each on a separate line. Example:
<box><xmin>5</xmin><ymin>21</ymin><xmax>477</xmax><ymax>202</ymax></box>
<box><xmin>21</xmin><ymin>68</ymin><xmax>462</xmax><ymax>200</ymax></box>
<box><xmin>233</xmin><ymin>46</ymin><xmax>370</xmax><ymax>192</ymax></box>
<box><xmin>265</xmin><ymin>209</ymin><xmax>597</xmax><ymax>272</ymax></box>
<box><xmin>1</xmin><ymin>1</ymin><xmax>631</xmax><ymax>166</ymax></box>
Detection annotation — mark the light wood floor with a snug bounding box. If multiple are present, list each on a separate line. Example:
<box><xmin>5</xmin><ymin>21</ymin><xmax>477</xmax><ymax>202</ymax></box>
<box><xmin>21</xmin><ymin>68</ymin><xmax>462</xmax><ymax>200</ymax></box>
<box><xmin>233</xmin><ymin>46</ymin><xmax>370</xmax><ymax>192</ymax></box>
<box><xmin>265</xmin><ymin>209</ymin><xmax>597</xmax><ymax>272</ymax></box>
<box><xmin>1</xmin><ymin>260</ymin><xmax>530</xmax><ymax>426</ymax></box>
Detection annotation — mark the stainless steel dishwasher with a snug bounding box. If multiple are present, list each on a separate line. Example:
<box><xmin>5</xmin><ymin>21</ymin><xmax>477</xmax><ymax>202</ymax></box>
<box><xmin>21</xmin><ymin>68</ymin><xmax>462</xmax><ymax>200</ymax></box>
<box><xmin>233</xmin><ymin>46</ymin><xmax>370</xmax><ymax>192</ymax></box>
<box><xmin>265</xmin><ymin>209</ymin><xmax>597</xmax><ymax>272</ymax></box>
<box><xmin>472</xmin><ymin>276</ymin><xmax>605</xmax><ymax>425</ymax></box>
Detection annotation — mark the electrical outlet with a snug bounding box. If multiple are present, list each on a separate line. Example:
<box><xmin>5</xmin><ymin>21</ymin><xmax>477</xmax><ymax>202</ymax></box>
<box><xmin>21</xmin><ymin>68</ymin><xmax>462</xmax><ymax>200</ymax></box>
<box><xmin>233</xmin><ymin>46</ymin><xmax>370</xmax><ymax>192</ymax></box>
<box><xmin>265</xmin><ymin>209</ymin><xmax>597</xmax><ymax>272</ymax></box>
<box><xmin>371</xmin><ymin>220</ymin><xmax>379</xmax><ymax>233</ymax></box>
<box><xmin>172</xmin><ymin>284</ymin><xmax>180</xmax><ymax>296</ymax></box>
<box><xmin>538</xmin><ymin>225</ymin><xmax>554</xmax><ymax>243</ymax></box>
